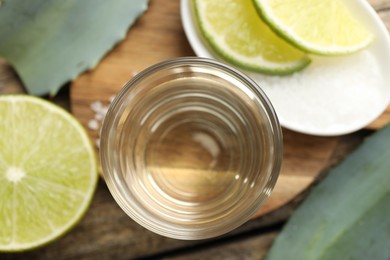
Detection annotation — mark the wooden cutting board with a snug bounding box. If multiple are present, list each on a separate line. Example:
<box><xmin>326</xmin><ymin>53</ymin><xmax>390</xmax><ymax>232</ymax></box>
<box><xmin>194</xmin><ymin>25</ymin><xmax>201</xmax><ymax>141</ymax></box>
<box><xmin>70</xmin><ymin>0</ymin><xmax>390</xmax><ymax>218</ymax></box>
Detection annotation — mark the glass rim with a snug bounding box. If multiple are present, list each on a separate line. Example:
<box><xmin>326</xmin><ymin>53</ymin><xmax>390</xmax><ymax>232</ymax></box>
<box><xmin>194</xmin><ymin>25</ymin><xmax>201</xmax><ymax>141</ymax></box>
<box><xmin>100</xmin><ymin>57</ymin><xmax>283</xmax><ymax>240</ymax></box>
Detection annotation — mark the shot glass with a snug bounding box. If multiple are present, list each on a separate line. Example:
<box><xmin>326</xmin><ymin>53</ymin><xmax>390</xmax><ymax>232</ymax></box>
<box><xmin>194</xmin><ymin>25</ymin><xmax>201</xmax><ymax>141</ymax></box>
<box><xmin>100</xmin><ymin>57</ymin><xmax>282</xmax><ymax>240</ymax></box>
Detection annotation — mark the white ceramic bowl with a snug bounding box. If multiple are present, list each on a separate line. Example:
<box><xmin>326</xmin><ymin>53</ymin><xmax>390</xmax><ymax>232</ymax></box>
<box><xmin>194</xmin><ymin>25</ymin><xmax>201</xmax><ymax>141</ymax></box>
<box><xmin>181</xmin><ymin>0</ymin><xmax>390</xmax><ymax>136</ymax></box>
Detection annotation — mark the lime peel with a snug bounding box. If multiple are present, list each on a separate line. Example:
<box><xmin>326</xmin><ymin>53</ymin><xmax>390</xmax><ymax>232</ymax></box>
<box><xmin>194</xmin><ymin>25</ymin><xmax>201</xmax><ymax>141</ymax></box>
<box><xmin>192</xmin><ymin>0</ymin><xmax>311</xmax><ymax>74</ymax></box>
<box><xmin>253</xmin><ymin>0</ymin><xmax>374</xmax><ymax>55</ymax></box>
<box><xmin>0</xmin><ymin>95</ymin><xmax>98</xmax><ymax>252</ymax></box>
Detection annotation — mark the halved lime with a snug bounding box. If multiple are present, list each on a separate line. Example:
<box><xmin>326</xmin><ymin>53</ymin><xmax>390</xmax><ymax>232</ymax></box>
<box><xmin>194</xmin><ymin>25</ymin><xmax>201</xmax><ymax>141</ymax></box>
<box><xmin>0</xmin><ymin>95</ymin><xmax>98</xmax><ymax>251</ymax></box>
<box><xmin>192</xmin><ymin>0</ymin><xmax>310</xmax><ymax>74</ymax></box>
<box><xmin>253</xmin><ymin>0</ymin><xmax>374</xmax><ymax>55</ymax></box>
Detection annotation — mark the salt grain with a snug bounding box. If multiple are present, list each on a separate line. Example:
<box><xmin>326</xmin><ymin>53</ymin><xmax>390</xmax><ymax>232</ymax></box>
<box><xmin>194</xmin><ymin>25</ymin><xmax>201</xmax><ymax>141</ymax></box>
<box><xmin>88</xmin><ymin>119</ymin><xmax>100</xmax><ymax>131</ymax></box>
<box><xmin>94</xmin><ymin>113</ymin><xmax>105</xmax><ymax>121</ymax></box>
<box><xmin>95</xmin><ymin>138</ymin><xmax>101</xmax><ymax>148</ymax></box>
<box><xmin>90</xmin><ymin>101</ymin><xmax>103</xmax><ymax>113</ymax></box>
<box><xmin>88</xmin><ymin>93</ymin><xmax>118</xmax><ymax>148</ymax></box>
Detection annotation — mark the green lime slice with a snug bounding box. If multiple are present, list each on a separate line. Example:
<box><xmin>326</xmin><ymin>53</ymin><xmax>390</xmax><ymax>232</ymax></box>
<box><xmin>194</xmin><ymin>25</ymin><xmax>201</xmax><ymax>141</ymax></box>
<box><xmin>192</xmin><ymin>0</ymin><xmax>310</xmax><ymax>74</ymax></box>
<box><xmin>0</xmin><ymin>95</ymin><xmax>98</xmax><ymax>251</ymax></box>
<box><xmin>253</xmin><ymin>0</ymin><xmax>374</xmax><ymax>55</ymax></box>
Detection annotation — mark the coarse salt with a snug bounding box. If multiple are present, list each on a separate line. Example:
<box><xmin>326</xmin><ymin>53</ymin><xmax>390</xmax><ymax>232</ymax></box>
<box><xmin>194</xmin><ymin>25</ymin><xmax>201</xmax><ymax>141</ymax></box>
<box><xmin>87</xmin><ymin>71</ymin><xmax>138</xmax><ymax>147</ymax></box>
<box><xmin>95</xmin><ymin>138</ymin><xmax>101</xmax><ymax>149</ymax></box>
<box><xmin>90</xmin><ymin>100</ymin><xmax>103</xmax><ymax>113</ymax></box>
<box><xmin>251</xmin><ymin>50</ymin><xmax>387</xmax><ymax>135</ymax></box>
<box><xmin>88</xmin><ymin>95</ymin><xmax>117</xmax><ymax>148</ymax></box>
<box><xmin>94</xmin><ymin>113</ymin><xmax>105</xmax><ymax>121</ymax></box>
<box><xmin>88</xmin><ymin>119</ymin><xmax>100</xmax><ymax>131</ymax></box>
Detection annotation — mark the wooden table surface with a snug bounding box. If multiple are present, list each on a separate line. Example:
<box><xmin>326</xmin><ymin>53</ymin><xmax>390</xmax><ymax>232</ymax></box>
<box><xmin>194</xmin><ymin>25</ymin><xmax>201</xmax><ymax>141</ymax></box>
<box><xmin>0</xmin><ymin>0</ymin><xmax>389</xmax><ymax>259</ymax></box>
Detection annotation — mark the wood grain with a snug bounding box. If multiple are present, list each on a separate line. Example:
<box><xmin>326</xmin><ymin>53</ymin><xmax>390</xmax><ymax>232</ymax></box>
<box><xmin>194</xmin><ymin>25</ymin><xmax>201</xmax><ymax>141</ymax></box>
<box><xmin>0</xmin><ymin>59</ymin><xmax>25</xmax><ymax>94</ymax></box>
<box><xmin>166</xmin><ymin>232</ymin><xmax>278</xmax><ymax>260</ymax></box>
<box><xmin>69</xmin><ymin>0</ymin><xmax>390</xmax><ymax>219</ymax></box>
<box><xmin>0</xmin><ymin>130</ymin><xmax>367</xmax><ymax>259</ymax></box>
<box><xmin>0</xmin><ymin>0</ymin><xmax>387</xmax><ymax>258</ymax></box>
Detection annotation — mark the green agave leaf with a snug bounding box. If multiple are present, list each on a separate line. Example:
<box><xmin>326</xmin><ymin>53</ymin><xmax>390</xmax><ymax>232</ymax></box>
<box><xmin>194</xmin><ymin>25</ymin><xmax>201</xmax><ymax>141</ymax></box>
<box><xmin>0</xmin><ymin>0</ymin><xmax>149</xmax><ymax>96</ymax></box>
<box><xmin>266</xmin><ymin>125</ymin><xmax>390</xmax><ymax>260</ymax></box>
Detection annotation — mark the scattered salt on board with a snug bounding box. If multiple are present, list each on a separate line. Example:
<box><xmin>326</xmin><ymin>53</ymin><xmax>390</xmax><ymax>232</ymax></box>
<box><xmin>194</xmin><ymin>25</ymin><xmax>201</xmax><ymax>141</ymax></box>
<box><xmin>88</xmin><ymin>95</ymin><xmax>116</xmax><ymax>148</ymax></box>
<box><xmin>88</xmin><ymin>71</ymin><xmax>139</xmax><ymax>147</ymax></box>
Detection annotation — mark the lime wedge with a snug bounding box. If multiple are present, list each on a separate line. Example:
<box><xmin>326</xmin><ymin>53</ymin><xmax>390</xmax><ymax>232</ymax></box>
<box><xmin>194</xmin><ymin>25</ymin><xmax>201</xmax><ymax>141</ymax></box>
<box><xmin>0</xmin><ymin>95</ymin><xmax>98</xmax><ymax>251</ymax></box>
<box><xmin>192</xmin><ymin>0</ymin><xmax>310</xmax><ymax>74</ymax></box>
<box><xmin>253</xmin><ymin>0</ymin><xmax>374</xmax><ymax>55</ymax></box>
